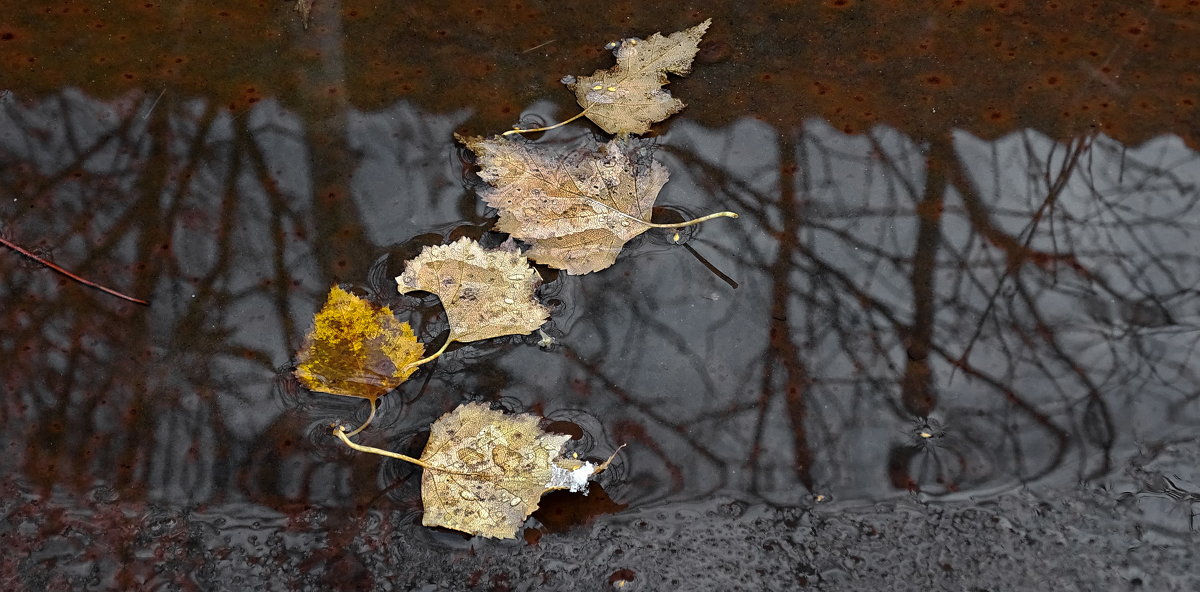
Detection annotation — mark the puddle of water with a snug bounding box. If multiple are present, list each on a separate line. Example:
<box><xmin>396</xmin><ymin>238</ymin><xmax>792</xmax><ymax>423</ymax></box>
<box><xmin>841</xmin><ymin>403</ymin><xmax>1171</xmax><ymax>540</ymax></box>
<box><xmin>3</xmin><ymin>2</ymin><xmax>1200</xmax><ymax>588</ymax></box>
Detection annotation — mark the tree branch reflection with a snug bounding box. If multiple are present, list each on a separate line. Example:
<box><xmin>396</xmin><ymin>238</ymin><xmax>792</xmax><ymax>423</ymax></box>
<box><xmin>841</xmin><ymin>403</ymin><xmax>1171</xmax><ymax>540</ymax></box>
<box><xmin>3</xmin><ymin>90</ymin><xmax>1199</xmax><ymax>508</ymax></box>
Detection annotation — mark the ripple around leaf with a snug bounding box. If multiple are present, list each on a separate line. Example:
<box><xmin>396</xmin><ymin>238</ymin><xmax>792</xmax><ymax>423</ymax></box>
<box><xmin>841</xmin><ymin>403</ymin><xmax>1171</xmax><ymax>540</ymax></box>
<box><xmin>378</xmin><ymin>431</ymin><xmax>428</xmax><ymax>498</ymax></box>
<box><xmin>365</xmin><ymin>253</ymin><xmax>396</xmax><ymax>302</ymax></box>
<box><xmin>643</xmin><ymin>206</ymin><xmax>699</xmax><ymax>246</ymax></box>
<box><xmin>272</xmin><ymin>363</ymin><xmax>311</xmax><ymax>412</ymax></box>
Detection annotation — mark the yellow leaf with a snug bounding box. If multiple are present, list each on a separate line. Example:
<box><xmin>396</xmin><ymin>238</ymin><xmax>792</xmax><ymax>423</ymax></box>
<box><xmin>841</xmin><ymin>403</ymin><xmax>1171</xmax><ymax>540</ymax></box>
<box><xmin>395</xmin><ymin>237</ymin><xmax>550</xmax><ymax>342</ymax></box>
<box><xmin>566</xmin><ymin>19</ymin><xmax>711</xmax><ymax>135</ymax></box>
<box><xmin>459</xmin><ymin>135</ymin><xmax>737</xmax><ymax>274</ymax></box>
<box><xmin>294</xmin><ymin>286</ymin><xmax>425</xmax><ymax>401</ymax></box>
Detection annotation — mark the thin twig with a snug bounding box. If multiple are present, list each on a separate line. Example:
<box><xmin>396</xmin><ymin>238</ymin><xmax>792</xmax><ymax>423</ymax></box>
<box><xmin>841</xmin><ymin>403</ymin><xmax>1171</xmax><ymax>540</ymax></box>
<box><xmin>143</xmin><ymin>89</ymin><xmax>166</xmax><ymax>121</ymax></box>
<box><xmin>0</xmin><ymin>236</ymin><xmax>148</xmax><ymax>305</ymax></box>
<box><xmin>521</xmin><ymin>40</ymin><xmax>556</xmax><ymax>54</ymax></box>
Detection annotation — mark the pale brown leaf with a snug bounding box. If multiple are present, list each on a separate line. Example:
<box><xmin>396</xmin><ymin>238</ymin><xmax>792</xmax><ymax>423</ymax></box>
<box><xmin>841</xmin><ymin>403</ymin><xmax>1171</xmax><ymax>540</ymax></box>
<box><xmin>395</xmin><ymin>237</ymin><xmax>549</xmax><ymax>342</ymax></box>
<box><xmin>417</xmin><ymin>402</ymin><xmax>597</xmax><ymax>539</ymax></box>
<box><xmin>459</xmin><ymin>135</ymin><xmax>669</xmax><ymax>274</ymax></box>
<box><xmin>566</xmin><ymin>19</ymin><xmax>711</xmax><ymax>135</ymax></box>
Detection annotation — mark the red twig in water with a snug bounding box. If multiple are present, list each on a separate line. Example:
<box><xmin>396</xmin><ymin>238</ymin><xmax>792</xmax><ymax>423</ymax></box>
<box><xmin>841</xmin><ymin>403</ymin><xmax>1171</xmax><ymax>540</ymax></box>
<box><xmin>0</xmin><ymin>236</ymin><xmax>149</xmax><ymax>305</ymax></box>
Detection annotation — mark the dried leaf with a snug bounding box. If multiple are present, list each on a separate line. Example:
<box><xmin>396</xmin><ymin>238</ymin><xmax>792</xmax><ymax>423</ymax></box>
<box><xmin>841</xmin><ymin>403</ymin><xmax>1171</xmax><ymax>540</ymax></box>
<box><xmin>459</xmin><ymin>135</ymin><xmax>668</xmax><ymax>274</ymax></box>
<box><xmin>295</xmin><ymin>286</ymin><xmax>425</xmax><ymax>400</ymax></box>
<box><xmin>566</xmin><ymin>19</ymin><xmax>711</xmax><ymax>135</ymax></box>
<box><xmin>418</xmin><ymin>402</ymin><xmax>600</xmax><ymax>539</ymax></box>
<box><xmin>396</xmin><ymin>237</ymin><xmax>549</xmax><ymax>342</ymax></box>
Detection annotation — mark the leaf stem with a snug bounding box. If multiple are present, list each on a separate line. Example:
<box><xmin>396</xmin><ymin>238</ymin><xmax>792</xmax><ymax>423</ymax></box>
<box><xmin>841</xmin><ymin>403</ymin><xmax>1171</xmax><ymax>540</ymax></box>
<box><xmin>642</xmin><ymin>211</ymin><xmax>739</xmax><ymax>229</ymax></box>
<box><xmin>401</xmin><ymin>333</ymin><xmax>453</xmax><ymax>373</ymax></box>
<box><xmin>333</xmin><ymin>425</ymin><xmax>434</xmax><ymax>468</ymax></box>
<box><xmin>501</xmin><ymin>104</ymin><xmax>593</xmax><ymax>136</ymax></box>
<box><xmin>342</xmin><ymin>397</ymin><xmax>377</xmax><ymax>438</ymax></box>
<box><xmin>0</xmin><ymin>236</ymin><xmax>149</xmax><ymax>305</ymax></box>
<box><xmin>596</xmin><ymin>443</ymin><xmax>627</xmax><ymax>472</ymax></box>
<box><xmin>333</xmin><ymin>425</ymin><xmax>482</xmax><ymax>477</ymax></box>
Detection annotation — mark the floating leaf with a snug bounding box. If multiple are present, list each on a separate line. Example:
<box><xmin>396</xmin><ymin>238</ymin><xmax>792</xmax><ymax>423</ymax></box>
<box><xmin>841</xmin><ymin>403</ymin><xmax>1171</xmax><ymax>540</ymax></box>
<box><xmin>419</xmin><ymin>402</ymin><xmax>602</xmax><ymax>538</ymax></box>
<box><xmin>396</xmin><ymin>237</ymin><xmax>549</xmax><ymax>362</ymax></box>
<box><xmin>294</xmin><ymin>286</ymin><xmax>425</xmax><ymax>401</ymax></box>
<box><xmin>459</xmin><ymin>134</ymin><xmax>737</xmax><ymax>274</ymax></box>
<box><xmin>335</xmin><ymin>402</ymin><xmax>617</xmax><ymax>539</ymax></box>
<box><xmin>565</xmin><ymin>19</ymin><xmax>711</xmax><ymax>135</ymax></box>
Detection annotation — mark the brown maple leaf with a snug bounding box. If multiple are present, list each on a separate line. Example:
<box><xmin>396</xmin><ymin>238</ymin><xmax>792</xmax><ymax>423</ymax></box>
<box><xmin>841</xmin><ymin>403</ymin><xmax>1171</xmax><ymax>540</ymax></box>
<box><xmin>334</xmin><ymin>402</ymin><xmax>620</xmax><ymax>539</ymax></box>
<box><xmin>395</xmin><ymin>237</ymin><xmax>549</xmax><ymax>357</ymax></box>
<box><xmin>565</xmin><ymin>19</ymin><xmax>711</xmax><ymax>135</ymax></box>
<box><xmin>459</xmin><ymin>134</ymin><xmax>737</xmax><ymax>274</ymax></box>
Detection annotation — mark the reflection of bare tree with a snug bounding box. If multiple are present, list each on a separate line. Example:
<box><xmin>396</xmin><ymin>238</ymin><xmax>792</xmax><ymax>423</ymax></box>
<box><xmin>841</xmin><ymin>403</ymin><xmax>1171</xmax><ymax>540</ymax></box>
<box><xmin>5</xmin><ymin>83</ymin><xmax>1200</xmax><ymax>518</ymax></box>
<box><xmin>748</xmin><ymin>131</ymin><xmax>815</xmax><ymax>494</ymax></box>
<box><xmin>0</xmin><ymin>82</ymin><xmax>474</xmax><ymax>512</ymax></box>
<box><xmin>597</xmin><ymin>120</ymin><xmax>1200</xmax><ymax>501</ymax></box>
<box><xmin>2</xmin><ymin>93</ymin><xmax>253</xmax><ymax>500</ymax></box>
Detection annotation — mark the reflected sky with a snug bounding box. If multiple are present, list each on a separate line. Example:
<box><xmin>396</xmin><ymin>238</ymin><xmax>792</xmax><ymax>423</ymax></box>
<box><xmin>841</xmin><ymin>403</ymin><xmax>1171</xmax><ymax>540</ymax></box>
<box><xmin>4</xmin><ymin>90</ymin><xmax>1200</xmax><ymax>518</ymax></box>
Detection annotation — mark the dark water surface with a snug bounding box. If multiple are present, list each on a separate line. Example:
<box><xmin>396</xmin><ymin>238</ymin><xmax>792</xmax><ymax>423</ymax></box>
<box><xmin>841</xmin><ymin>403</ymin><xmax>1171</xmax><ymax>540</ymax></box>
<box><xmin>3</xmin><ymin>2</ymin><xmax>1200</xmax><ymax>589</ymax></box>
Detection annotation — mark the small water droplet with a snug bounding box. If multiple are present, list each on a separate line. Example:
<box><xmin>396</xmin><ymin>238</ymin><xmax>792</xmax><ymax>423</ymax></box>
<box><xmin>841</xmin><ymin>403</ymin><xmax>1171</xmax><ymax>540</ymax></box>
<box><xmin>509</xmin><ymin>497</ymin><xmax>522</xmax><ymax>506</ymax></box>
